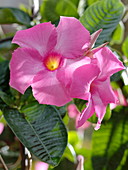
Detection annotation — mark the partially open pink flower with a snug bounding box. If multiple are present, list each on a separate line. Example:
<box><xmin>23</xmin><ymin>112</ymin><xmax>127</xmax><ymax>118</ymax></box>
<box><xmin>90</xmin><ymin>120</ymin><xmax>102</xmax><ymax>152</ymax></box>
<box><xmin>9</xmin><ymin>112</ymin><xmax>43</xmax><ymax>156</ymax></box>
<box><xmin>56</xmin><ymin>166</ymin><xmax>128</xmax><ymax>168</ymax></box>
<box><xmin>35</xmin><ymin>161</ymin><xmax>49</xmax><ymax>170</ymax></box>
<box><xmin>70</xmin><ymin>47</ymin><xmax>125</xmax><ymax>130</ymax></box>
<box><xmin>10</xmin><ymin>17</ymin><xmax>90</xmax><ymax>106</ymax></box>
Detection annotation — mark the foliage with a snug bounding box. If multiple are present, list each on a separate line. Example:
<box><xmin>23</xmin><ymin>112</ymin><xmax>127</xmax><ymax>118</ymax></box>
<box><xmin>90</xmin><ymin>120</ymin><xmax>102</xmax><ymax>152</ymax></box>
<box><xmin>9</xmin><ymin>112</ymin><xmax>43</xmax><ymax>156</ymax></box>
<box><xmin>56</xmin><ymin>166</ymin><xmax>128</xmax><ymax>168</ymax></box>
<box><xmin>0</xmin><ymin>0</ymin><xmax>128</xmax><ymax>170</ymax></box>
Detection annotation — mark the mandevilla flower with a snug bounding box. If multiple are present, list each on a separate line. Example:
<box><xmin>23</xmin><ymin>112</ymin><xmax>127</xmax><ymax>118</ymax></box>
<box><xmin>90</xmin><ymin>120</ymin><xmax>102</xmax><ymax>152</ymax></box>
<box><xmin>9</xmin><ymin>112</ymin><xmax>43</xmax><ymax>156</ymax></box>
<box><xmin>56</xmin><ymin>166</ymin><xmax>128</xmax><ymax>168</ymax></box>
<box><xmin>10</xmin><ymin>16</ymin><xmax>125</xmax><ymax>130</ymax></box>
<box><xmin>10</xmin><ymin>17</ymin><xmax>91</xmax><ymax>106</ymax></box>
<box><xmin>69</xmin><ymin>47</ymin><xmax>125</xmax><ymax>130</ymax></box>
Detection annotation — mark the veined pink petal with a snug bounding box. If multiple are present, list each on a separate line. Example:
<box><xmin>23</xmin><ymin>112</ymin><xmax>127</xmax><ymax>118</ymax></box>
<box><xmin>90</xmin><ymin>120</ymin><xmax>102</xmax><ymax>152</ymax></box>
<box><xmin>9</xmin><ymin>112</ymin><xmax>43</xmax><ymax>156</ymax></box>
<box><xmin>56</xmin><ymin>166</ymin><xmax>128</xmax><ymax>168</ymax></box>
<box><xmin>77</xmin><ymin>94</ymin><xmax>94</xmax><ymax>128</ymax></box>
<box><xmin>70</xmin><ymin>64</ymin><xmax>100</xmax><ymax>99</ymax></box>
<box><xmin>12</xmin><ymin>22</ymin><xmax>57</xmax><ymax>56</ymax></box>
<box><xmin>55</xmin><ymin>16</ymin><xmax>90</xmax><ymax>58</ymax></box>
<box><xmin>31</xmin><ymin>70</ymin><xmax>72</xmax><ymax>106</ymax></box>
<box><xmin>92</xmin><ymin>90</ymin><xmax>107</xmax><ymax>130</ymax></box>
<box><xmin>9</xmin><ymin>48</ymin><xmax>43</xmax><ymax>94</ymax></box>
<box><xmin>93</xmin><ymin>78</ymin><xmax>118</xmax><ymax>104</ymax></box>
<box><xmin>93</xmin><ymin>47</ymin><xmax>125</xmax><ymax>80</ymax></box>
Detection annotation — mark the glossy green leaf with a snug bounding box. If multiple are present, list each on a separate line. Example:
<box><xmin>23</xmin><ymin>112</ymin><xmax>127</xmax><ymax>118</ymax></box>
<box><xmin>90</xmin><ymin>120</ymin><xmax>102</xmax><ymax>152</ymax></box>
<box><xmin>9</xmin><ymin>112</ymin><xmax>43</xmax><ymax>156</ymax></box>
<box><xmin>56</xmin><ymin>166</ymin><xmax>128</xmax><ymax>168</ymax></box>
<box><xmin>91</xmin><ymin>106</ymin><xmax>128</xmax><ymax>170</ymax></box>
<box><xmin>3</xmin><ymin>103</ymin><xmax>67</xmax><ymax>166</ymax></box>
<box><xmin>0</xmin><ymin>8</ymin><xmax>31</xmax><ymax>25</ymax></box>
<box><xmin>122</xmin><ymin>37</ymin><xmax>128</xmax><ymax>58</ymax></box>
<box><xmin>40</xmin><ymin>0</ymin><xmax>79</xmax><ymax>23</ymax></box>
<box><xmin>80</xmin><ymin>0</ymin><xmax>124</xmax><ymax>46</ymax></box>
<box><xmin>110</xmin><ymin>22</ymin><xmax>124</xmax><ymax>45</ymax></box>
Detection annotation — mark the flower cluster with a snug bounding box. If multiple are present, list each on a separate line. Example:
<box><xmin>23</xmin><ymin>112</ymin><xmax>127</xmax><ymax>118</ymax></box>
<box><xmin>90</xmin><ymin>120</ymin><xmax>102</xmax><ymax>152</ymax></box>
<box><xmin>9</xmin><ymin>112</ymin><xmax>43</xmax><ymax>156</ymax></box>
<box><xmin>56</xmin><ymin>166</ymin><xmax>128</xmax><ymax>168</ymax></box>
<box><xmin>10</xmin><ymin>17</ymin><xmax>124</xmax><ymax>130</ymax></box>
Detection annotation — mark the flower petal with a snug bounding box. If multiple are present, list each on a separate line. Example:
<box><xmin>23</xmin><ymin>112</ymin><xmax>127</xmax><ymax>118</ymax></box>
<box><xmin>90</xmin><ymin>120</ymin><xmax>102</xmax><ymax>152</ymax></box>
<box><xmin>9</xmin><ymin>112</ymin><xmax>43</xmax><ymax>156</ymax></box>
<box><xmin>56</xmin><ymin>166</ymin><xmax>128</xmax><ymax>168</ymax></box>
<box><xmin>31</xmin><ymin>70</ymin><xmax>72</xmax><ymax>106</ymax></box>
<box><xmin>55</xmin><ymin>16</ymin><xmax>90</xmax><ymax>58</ymax></box>
<box><xmin>12</xmin><ymin>22</ymin><xmax>57</xmax><ymax>56</ymax></box>
<box><xmin>93</xmin><ymin>78</ymin><xmax>118</xmax><ymax>104</ymax></box>
<box><xmin>94</xmin><ymin>47</ymin><xmax>125</xmax><ymax>80</ymax></box>
<box><xmin>10</xmin><ymin>48</ymin><xmax>43</xmax><ymax>94</ymax></box>
<box><xmin>57</xmin><ymin>57</ymin><xmax>91</xmax><ymax>89</ymax></box>
<box><xmin>77</xmin><ymin>95</ymin><xmax>94</xmax><ymax>128</ymax></box>
<box><xmin>92</xmin><ymin>90</ymin><xmax>107</xmax><ymax>130</ymax></box>
<box><xmin>70</xmin><ymin>64</ymin><xmax>100</xmax><ymax>99</ymax></box>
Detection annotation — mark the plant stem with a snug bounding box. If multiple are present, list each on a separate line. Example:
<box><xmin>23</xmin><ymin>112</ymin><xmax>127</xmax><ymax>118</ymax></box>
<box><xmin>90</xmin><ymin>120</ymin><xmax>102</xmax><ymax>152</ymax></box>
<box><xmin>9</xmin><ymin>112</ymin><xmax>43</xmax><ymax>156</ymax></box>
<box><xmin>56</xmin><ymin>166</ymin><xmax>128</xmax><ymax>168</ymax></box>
<box><xmin>0</xmin><ymin>154</ymin><xmax>8</xmax><ymax>170</ymax></box>
<box><xmin>20</xmin><ymin>142</ymin><xmax>26</xmax><ymax>170</ymax></box>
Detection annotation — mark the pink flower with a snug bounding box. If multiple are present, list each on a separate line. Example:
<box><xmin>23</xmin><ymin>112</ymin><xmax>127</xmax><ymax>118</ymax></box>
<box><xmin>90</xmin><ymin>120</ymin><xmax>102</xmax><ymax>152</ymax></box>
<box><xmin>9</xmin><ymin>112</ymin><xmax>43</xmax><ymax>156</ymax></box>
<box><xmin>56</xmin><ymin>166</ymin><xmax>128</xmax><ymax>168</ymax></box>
<box><xmin>35</xmin><ymin>161</ymin><xmax>49</xmax><ymax>170</ymax></box>
<box><xmin>76</xmin><ymin>155</ymin><xmax>84</xmax><ymax>170</ymax></box>
<box><xmin>0</xmin><ymin>123</ymin><xmax>4</xmax><ymax>134</ymax></box>
<box><xmin>10</xmin><ymin>17</ymin><xmax>90</xmax><ymax>106</ymax></box>
<box><xmin>69</xmin><ymin>47</ymin><xmax>125</xmax><ymax>130</ymax></box>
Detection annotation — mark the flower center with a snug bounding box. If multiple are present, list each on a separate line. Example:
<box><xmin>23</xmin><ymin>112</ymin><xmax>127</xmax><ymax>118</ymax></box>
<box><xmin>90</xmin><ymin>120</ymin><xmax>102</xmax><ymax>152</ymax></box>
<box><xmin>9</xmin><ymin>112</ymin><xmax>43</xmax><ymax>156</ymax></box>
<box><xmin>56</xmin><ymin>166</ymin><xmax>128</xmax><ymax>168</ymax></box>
<box><xmin>44</xmin><ymin>52</ymin><xmax>61</xmax><ymax>71</ymax></box>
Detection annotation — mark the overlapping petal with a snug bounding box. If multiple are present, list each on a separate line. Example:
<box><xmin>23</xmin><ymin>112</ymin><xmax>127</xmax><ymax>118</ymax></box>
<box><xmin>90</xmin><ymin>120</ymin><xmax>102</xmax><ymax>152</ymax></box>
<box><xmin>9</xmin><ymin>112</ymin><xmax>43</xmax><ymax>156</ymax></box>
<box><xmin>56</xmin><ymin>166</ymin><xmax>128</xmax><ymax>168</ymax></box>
<box><xmin>12</xmin><ymin>22</ymin><xmax>57</xmax><ymax>56</ymax></box>
<box><xmin>92</xmin><ymin>78</ymin><xmax>117</xmax><ymax>104</ymax></box>
<box><xmin>91</xmin><ymin>90</ymin><xmax>107</xmax><ymax>130</ymax></box>
<box><xmin>10</xmin><ymin>48</ymin><xmax>43</xmax><ymax>94</ymax></box>
<box><xmin>57</xmin><ymin>57</ymin><xmax>91</xmax><ymax>88</ymax></box>
<box><xmin>94</xmin><ymin>47</ymin><xmax>125</xmax><ymax>80</ymax></box>
<box><xmin>77</xmin><ymin>94</ymin><xmax>94</xmax><ymax>128</ymax></box>
<box><xmin>55</xmin><ymin>16</ymin><xmax>90</xmax><ymax>58</ymax></box>
<box><xmin>70</xmin><ymin>64</ymin><xmax>100</xmax><ymax>99</ymax></box>
<box><xmin>31</xmin><ymin>70</ymin><xmax>72</xmax><ymax>106</ymax></box>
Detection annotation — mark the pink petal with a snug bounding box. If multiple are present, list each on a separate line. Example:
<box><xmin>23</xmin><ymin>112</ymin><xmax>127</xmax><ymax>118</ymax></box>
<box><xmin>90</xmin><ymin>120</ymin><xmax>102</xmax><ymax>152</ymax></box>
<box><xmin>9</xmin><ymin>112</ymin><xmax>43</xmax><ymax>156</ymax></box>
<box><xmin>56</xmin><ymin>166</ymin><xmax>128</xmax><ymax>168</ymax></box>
<box><xmin>10</xmin><ymin>48</ymin><xmax>43</xmax><ymax>94</ymax></box>
<box><xmin>31</xmin><ymin>70</ymin><xmax>72</xmax><ymax>106</ymax></box>
<box><xmin>76</xmin><ymin>155</ymin><xmax>84</xmax><ymax>170</ymax></box>
<box><xmin>77</xmin><ymin>95</ymin><xmax>94</xmax><ymax>128</ymax></box>
<box><xmin>92</xmin><ymin>90</ymin><xmax>107</xmax><ymax>130</ymax></box>
<box><xmin>55</xmin><ymin>16</ymin><xmax>90</xmax><ymax>58</ymax></box>
<box><xmin>35</xmin><ymin>162</ymin><xmax>49</xmax><ymax>170</ymax></box>
<box><xmin>57</xmin><ymin>57</ymin><xmax>91</xmax><ymax>89</ymax></box>
<box><xmin>12</xmin><ymin>22</ymin><xmax>57</xmax><ymax>56</ymax></box>
<box><xmin>67</xmin><ymin>104</ymin><xmax>80</xmax><ymax>118</ymax></box>
<box><xmin>70</xmin><ymin>64</ymin><xmax>100</xmax><ymax>99</ymax></box>
<box><xmin>0</xmin><ymin>123</ymin><xmax>4</xmax><ymax>134</ymax></box>
<box><xmin>93</xmin><ymin>78</ymin><xmax>118</xmax><ymax>104</ymax></box>
<box><xmin>93</xmin><ymin>47</ymin><xmax>125</xmax><ymax>80</ymax></box>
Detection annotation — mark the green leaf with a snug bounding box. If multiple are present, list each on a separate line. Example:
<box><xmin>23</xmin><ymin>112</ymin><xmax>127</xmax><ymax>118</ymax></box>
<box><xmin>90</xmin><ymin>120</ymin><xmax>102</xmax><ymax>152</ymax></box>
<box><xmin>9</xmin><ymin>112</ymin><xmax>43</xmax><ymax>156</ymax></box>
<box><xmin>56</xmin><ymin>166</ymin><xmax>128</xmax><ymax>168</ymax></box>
<box><xmin>40</xmin><ymin>0</ymin><xmax>79</xmax><ymax>23</ymax></box>
<box><xmin>3</xmin><ymin>103</ymin><xmax>67</xmax><ymax>166</ymax></box>
<box><xmin>0</xmin><ymin>60</ymin><xmax>9</xmax><ymax>91</ymax></box>
<box><xmin>91</xmin><ymin>106</ymin><xmax>128</xmax><ymax>170</ymax></box>
<box><xmin>86</xmin><ymin>0</ymin><xmax>101</xmax><ymax>6</ymax></box>
<box><xmin>80</xmin><ymin>0</ymin><xmax>124</xmax><ymax>46</ymax></box>
<box><xmin>110</xmin><ymin>22</ymin><xmax>124</xmax><ymax>45</ymax></box>
<box><xmin>0</xmin><ymin>8</ymin><xmax>31</xmax><ymax>25</ymax></box>
<box><xmin>122</xmin><ymin>37</ymin><xmax>128</xmax><ymax>58</ymax></box>
<box><xmin>0</xmin><ymin>91</ymin><xmax>14</xmax><ymax>107</ymax></box>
